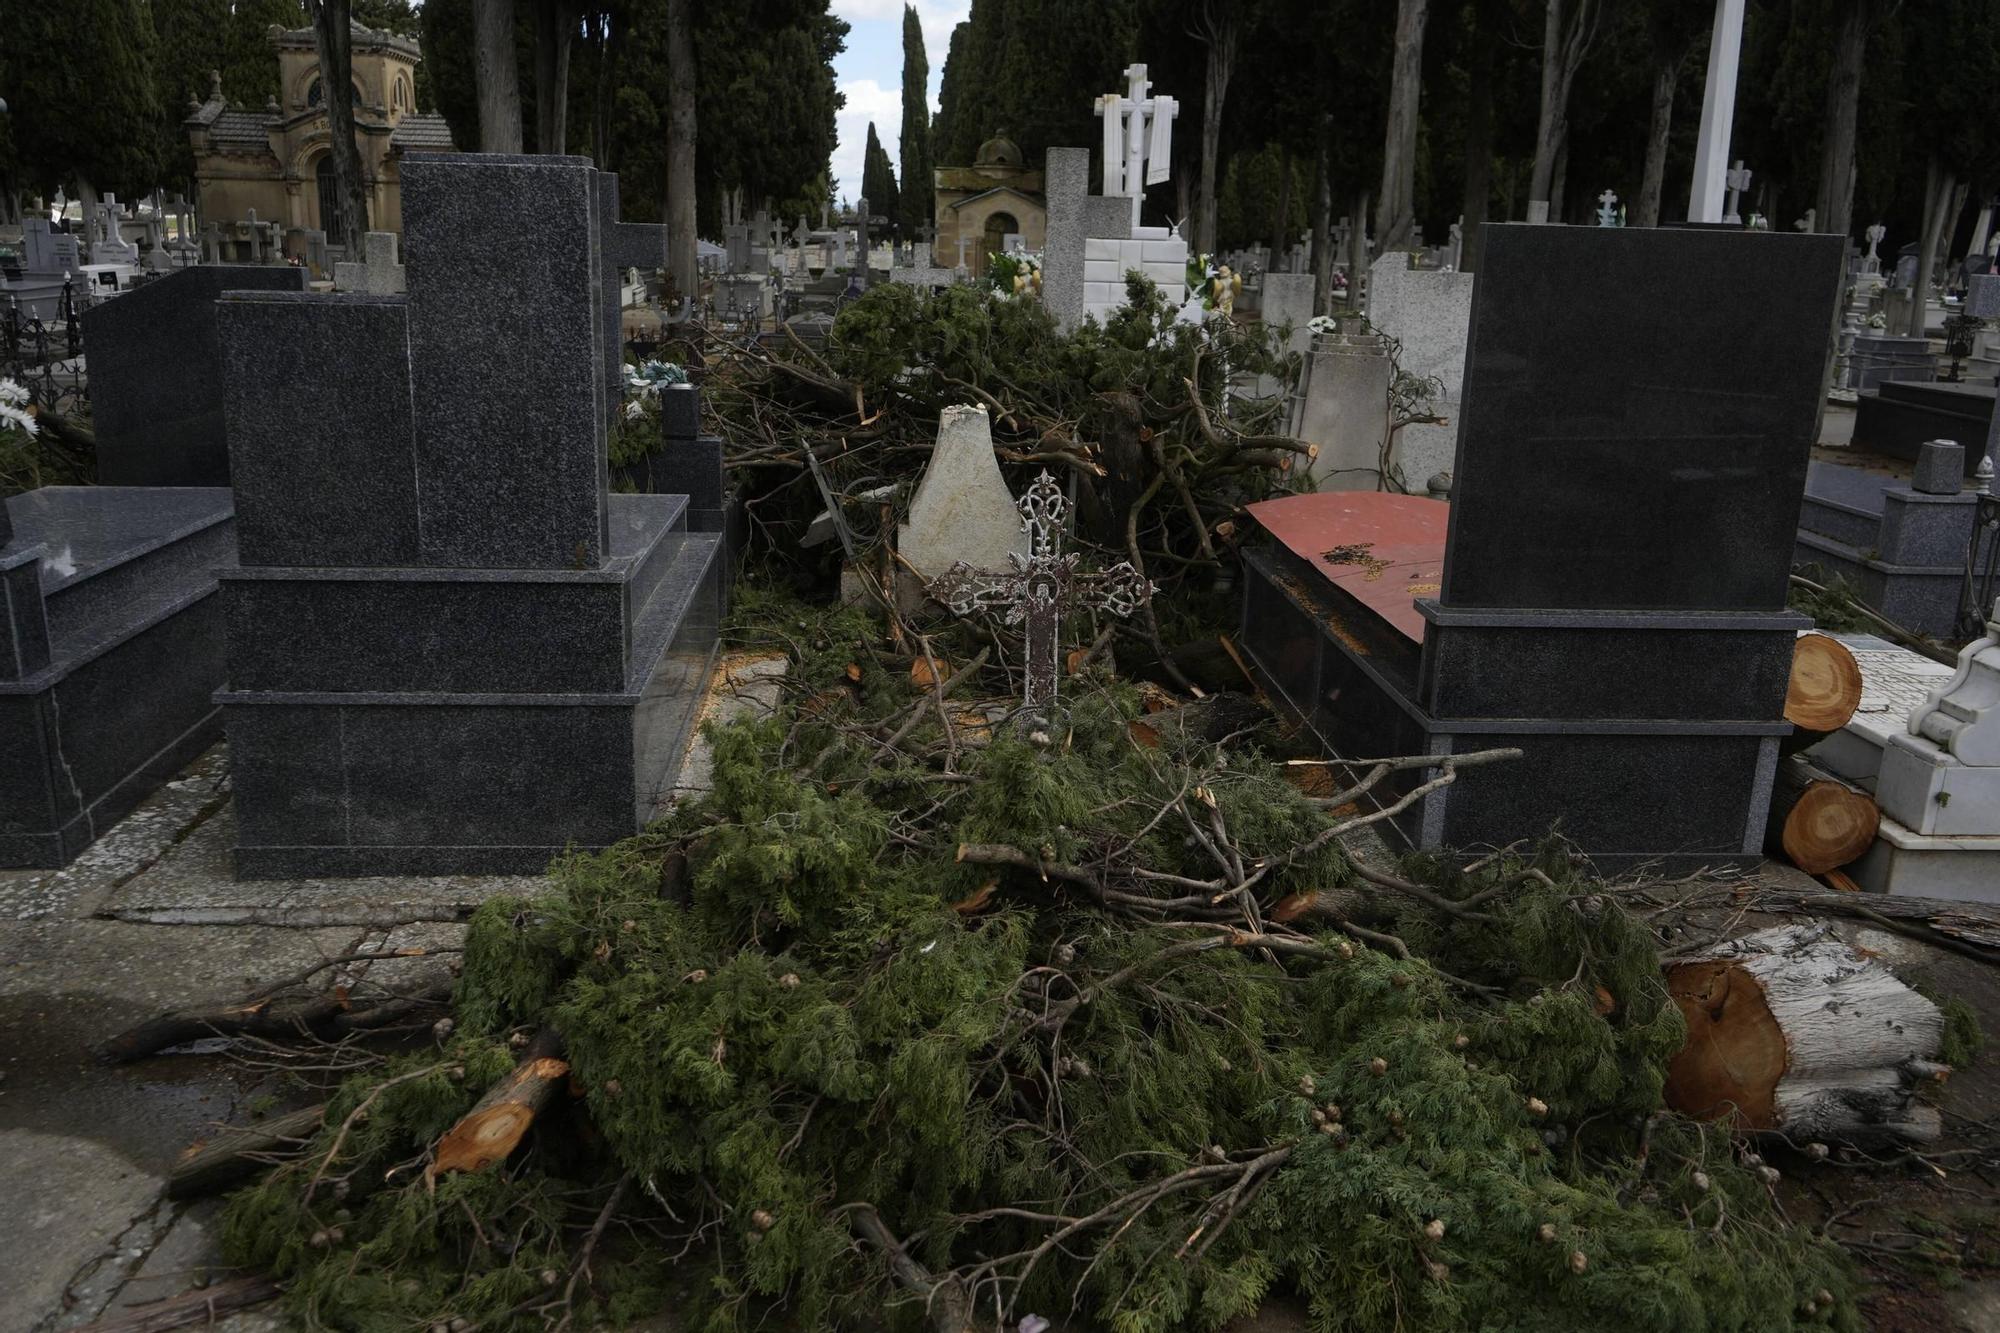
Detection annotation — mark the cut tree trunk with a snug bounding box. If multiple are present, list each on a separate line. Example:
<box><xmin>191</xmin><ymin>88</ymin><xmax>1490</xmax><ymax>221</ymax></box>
<box><xmin>1374</xmin><ymin>0</ymin><xmax>1428</xmax><ymax>252</ymax></box>
<box><xmin>1765</xmin><ymin>755</ymin><xmax>1879</xmax><ymax>874</ymax></box>
<box><xmin>1781</xmin><ymin>630</ymin><xmax>1864</xmax><ymax>751</ymax></box>
<box><xmin>429</xmin><ymin>1028</ymin><xmax>570</xmax><ymax>1178</ymax></box>
<box><xmin>170</xmin><ymin>1104</ymin><xmax>327</xmax><ymax>1199</ymax></box>
<box><xmin>1665</xmin><ymin>922</ymin><xmax>1945</xmax><ymax>1146</ymax></box>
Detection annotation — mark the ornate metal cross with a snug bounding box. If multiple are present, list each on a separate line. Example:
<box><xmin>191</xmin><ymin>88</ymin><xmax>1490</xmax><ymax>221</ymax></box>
<box><xmin>927</xmin><ymin>471</ymin><xmax>1154</xmax><ymax>714</ymax></box>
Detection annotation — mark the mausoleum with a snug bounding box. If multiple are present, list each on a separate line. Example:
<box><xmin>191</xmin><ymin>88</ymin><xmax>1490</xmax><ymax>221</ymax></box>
<box><xmin>932</xmin><ymin>134</ymin><xmax>1046</xmax><ymax>279</ymax></box>
<box><xmin>183</xmin><ymin>20</ymin><xmax>453</xmax><ymax>243</ymax></box>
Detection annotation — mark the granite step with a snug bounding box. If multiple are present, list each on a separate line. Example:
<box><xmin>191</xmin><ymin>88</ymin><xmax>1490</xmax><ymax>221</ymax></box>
<box><xmin>1797</xmin><ymin>492</ymin><xmax>1884</xmax><ymax>548</ymax></box>
<box><xmin>9</xmin><ymin>488</ymin><xmax>236</xmax><ymax>665</ymax></box>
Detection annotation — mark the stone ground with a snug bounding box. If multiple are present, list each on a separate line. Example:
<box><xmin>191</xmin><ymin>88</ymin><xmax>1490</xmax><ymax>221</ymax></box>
<box><xmin>1</xmin><ymin>642</ymin><xmax>1995</xmax><ymax>1331</ymax></box>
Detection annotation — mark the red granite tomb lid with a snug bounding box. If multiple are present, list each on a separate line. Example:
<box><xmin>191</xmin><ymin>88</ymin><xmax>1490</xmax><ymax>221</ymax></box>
<box><xmin>1245</xmin><ymin>491</ymin><xmax>1448</xmax><ymax>645</ymax></box>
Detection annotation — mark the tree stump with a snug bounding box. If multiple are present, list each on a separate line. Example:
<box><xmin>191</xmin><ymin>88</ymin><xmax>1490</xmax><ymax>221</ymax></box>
<box><xmin>1782</xmin><ymin>632</ymin><xmax>1864</xmax><ymax>754</ymax></box>
<box><xmin>1765</xmin><ymin>755</ymin><xmax>1879</xmax><ymax>874</ymax></box>
<box><xmin>1664</xmin><ymin>923</ymin><xmax>1945</xmax><ymax>1146</ymax></box>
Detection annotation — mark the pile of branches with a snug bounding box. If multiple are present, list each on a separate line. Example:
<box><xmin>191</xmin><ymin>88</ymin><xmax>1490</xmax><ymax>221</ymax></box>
<box><xmin>654</xmin><ymin>278</ymin><xmax>1312</xmax><ymax>616</ymax></box>
<box><xmin>202</xmin><ymin>592</ymin><xmax>1861</xmax><ymax>1333</ymax></box>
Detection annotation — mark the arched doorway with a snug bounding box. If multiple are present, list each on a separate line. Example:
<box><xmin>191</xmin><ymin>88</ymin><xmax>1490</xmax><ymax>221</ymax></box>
<box><xmin>980</xmin><ymin>211</ymin><xmax>1019</xmax><ymax>278</ymax></box>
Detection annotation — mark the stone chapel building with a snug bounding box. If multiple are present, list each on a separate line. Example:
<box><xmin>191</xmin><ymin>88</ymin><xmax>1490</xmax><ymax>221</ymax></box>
<box><xmin>184</xmin><ymin>20</ymin><xmax>453</xmax><ymax>242</ymax></box>
<box><xmin>932</xmin><ymin>134</ymin><xmax>1047</xmax><ymax>279</ymax></box>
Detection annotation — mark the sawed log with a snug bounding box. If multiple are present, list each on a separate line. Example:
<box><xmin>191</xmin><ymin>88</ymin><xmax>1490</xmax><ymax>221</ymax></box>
<box><xmin>1781</xmin><ymin>631</ymin><xmax>1865</xmax><ymax>753</ymax></box>
<box><xmin>1665</xmin><ymin>922</ymin><xmax>1945</xmax><ymax>1146</ymax></box>
<box><xmin>1765</xmin><ymin>754</ymin><xmax>1879</xmax><ymax>875</ymax></box>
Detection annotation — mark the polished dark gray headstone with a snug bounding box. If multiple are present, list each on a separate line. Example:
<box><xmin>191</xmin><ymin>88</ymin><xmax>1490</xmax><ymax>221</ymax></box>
<box><xmin>1441</xmin><ymin>225</ymin><xmax>1844</xmax><ymax>612</ymax></box>
<box><xmin>84</xmin><ymin>265</ymin><xmax>308</xmax><ymax>487</ymax></box>
<box><xmin>220</xmin><ymin>291</ymin><xmax>420</xmax><ymax>567</ymax></box>
<box><xmin>402</xmin><ymin>153</ymin><xmax>609</xmax><ymax>568</ymax></box>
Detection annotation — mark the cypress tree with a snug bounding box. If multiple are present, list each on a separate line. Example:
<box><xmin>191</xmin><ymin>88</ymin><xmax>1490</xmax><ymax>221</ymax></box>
<box><xmin>2</xmin><ymin>0</ymin><xmax>163</xmax><ymax>201</ymax></box>
<box><xmin>222</xmin><ymin>0</ymin><xmax>308</xmax><ymax>107</ymax></box>
<box><xmin>152</xmin><ymin>0</ymin><xmax>232</xmax><ymax>191</ymax></box>
<box><xmin>897</xmin><ymin>3</ymin><xmax>931</xmax><ymax>232</ymax></box>
<box><xmin>861</xmin><ymin>121</ymin><xmax>898</xmax><ymax>231</ymax></box>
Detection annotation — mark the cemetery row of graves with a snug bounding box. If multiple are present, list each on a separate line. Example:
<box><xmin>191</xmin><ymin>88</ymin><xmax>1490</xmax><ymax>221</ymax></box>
<box><xmin>0</xmin><ymin>52</ymin><xmax>1997</xmax><ymax>1332</ymax></box>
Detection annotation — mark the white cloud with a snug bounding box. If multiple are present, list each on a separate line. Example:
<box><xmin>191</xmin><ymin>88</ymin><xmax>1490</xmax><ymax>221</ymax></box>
<box><xmin>831</xmin><ymin>77</ymin><xmax>904</xmax><ymax>205</ymax></box>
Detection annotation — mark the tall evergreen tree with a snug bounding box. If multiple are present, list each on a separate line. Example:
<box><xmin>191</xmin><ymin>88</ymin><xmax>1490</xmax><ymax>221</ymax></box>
<box><xmin>222</xmin><ymin>0</ymin><xmax>307</xmax><ymax>106</ymax></box>
<box><xmin>0</xmin><ymin>0</ymin><xmax>162</xmax><ymax>205</ymax></box>
<box><xmin>862</xmin><ymin>120</ymin><xmax>898</xmax><ymax>230</ymax></box>
<box><xmin>897</xmin><ymin>4</ymin><xmax>930</xmax><ymax>232</ymax></box>
<box><xmin>152</xmin><ymin>0</ymin><xmax>231</xmax><ymax>192</ymax></box>
<box><xmin>932</xmin><ymin>0</ymin><xmax>1135</xmax><ymax>169</ymax></box>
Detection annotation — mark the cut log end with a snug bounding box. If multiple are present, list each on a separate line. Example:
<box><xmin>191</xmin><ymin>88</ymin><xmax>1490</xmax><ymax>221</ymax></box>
<box><xmin>1785</xmin><ymin>632</ymin><xmax>1864</xmax><ymax>735</ymax></box>
<box><xmin>427</xmin><ymin>1032</ymin><xmax>568</xmax><ymax>1181</ymax></box>
<box><xmin>1664</xmin><ymin>923</ymin><xmax>1946</xmax><ymax>1147</ymax></box>
<box><xmin>1778</xmin><ymin>779</ymin><xmax>1880</xmax><ymax>875</ymax></box>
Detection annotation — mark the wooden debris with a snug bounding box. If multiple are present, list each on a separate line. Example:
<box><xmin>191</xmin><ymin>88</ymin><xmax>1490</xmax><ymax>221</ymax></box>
<box><xmin>1765</xmin><ymin>755</ymin><xmax>1879</xmax><ymax>875</ymax></box>
<box><xmin>428</xmin><ymin>1029</ymin><xmax>570</xmax><ymax>1179</ymax></box>
<box><xmin>1781</xmin><ymin>632</ymin><xmax>1864</xmax><ymax>750</ymax></box>
<box><xmin>1664</xmin><ymin>922</ymin><xmax>1945</xmax><ymax>1146</ymax></box>
<box><xmin>170</xmin><ymin>1104</ymin><xmax>327</xmax><ymax>1200</ymax></box>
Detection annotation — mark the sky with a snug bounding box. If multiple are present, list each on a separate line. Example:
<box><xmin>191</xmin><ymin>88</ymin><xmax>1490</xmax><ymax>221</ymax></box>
<box><xmin>826</xmin><ymin>0</ymin><xmax>970</xmax><ymax>205</ymax></box>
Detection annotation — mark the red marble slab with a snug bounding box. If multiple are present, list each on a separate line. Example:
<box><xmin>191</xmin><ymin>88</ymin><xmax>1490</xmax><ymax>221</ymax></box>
<box><xmin>1245</xmin><ymin>492</ymin><xmax>1449</xmax><ymax>645</ymax></box>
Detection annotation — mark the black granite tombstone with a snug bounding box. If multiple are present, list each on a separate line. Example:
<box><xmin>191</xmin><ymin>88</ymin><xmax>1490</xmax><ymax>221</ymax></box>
<box><xmin>83</xmin><ymin>265</ymin><xmax>308</xmax><ymax>486</ymax></box>
<box><xmin>216</xmin><ymin>154</ymin><xmax>723</xmax><ymax>877</ymax></box>
<box><xmin>1239</xmin><ymin>224</ymin><xmax>1845</xmax><ymax>871</ymax></box>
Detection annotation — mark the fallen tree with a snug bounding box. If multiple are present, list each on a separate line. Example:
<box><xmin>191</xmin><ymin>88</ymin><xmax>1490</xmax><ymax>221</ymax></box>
<box><xmin>207</xmin><ymin>593</ymin><xmax>1872</xmax><ymax>1333</ymax></box>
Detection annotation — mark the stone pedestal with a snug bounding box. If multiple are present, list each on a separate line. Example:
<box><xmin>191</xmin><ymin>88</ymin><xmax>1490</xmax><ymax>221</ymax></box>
<box><xmin>1296</xmin><ymin>334</ymin><xmax>1392</xmax><ymax>490</ymax></box>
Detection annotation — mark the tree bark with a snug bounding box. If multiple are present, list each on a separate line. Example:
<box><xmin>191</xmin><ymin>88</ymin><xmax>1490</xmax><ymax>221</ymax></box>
<box><xmin>1665</xmin><ymin>923</ymin><xmax>1944</xmax><ymax>1147</ymax></box>
<box><xmin>1528</xmin><ymin>0</ymin><xmax>1600</xmax><ymax>216</ymax></box>
<box><xmin>169</xmin><ymin>1104</ymin><xmax>327</xmax><ymax>1199</ymax></box>
<box><xmin>474</xmin><ymin>0</ymin><xmax>522</xmax><ymax>154</ymax></box>
<box><xmin>534</xmin><ymin>0</ymin><xmax>574</xmax><ymax>155</ymax></box>
<box><xmin>1548</xmin><ymin>132</ymin><xmax>1568</xmax><ymax>223</ymax></box>
<box><xmin>1374</xmin><ymin>0</ymin><xmax>1428</xmax><ymax>252</ymax></box>
<box><xmin>1458</xmin><ymin>3</ymin><xmax>1494</xmax><ymax>271</ymax></box>
<box><xmin>306</xmin><ymin>0</ymin><xmax>369</xmax><ymax>254</ymax></box>
<box><xmin>429</xmin><ymin>1028</ymin><xmax>570</xmax><ymax>1177</ymax></box>
<box><xmin>1311</xmin><ymin>114</ymin><xmax>1334</xmax><ymax>314</ymax></box>
<box><xmin>1909</xmin><ymin>157</ymin><xmax>1958</xmax><ymax>337</ymax></box>
<box><xmin>1816</xmin><ymin>0</ymin><xmax>1869</xmax><ymax>240</ymax></box>
<box><xmin>1270</xmin><ymin>146</ymin><xmax>1294</xmax><ymax>261</ymax></box>
<box><xmin>1635</xmin><ymin>57</ymin><xmax>1677</xmax><ymax>227</ymax></box>
<box><xmin>664</xmin><ymin>0</ymin><xmax>698</xmax><ymax>305</ymax></box>
<box><xmin>591</xmin><ymin>10</ymin><xmax>622</xmax><ymax>170</ymax></box>
<box><xmin>1192</xmin><ymin>1</ymin><xmax>1238</xmax><ymax>257</ymax></box>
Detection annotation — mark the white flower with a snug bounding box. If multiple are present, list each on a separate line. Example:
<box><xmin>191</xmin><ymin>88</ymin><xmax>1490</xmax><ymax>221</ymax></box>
<box><xmin>0</xmin><ymin>401</ymin><xmax>37</xmax><ymax>437</ymax></box>
<box><xmin>623</xmin><ymin>400</ymin><xmax>645</xmax><ymax>421</ymax></box>
<box><xmin>0</xmin><ymin>377</ymin><xmax>29</xmax><ymax>405</ymax></box>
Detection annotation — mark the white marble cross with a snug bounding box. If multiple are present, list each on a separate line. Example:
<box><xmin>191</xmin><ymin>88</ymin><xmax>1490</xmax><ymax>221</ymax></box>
<box><xmin>1596</xmin><ymin>190</ymin><xmax>1619</xmax><ymax>227</ymax></box>
<box><xmin>1095</xmin><ymin>63</ymin><xmax>1179</xmax><ymax>231</ymax></box>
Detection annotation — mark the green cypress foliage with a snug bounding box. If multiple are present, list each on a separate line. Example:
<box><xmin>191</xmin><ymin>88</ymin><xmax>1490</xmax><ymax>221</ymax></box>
<box><xmin>220</xmin><ymin>568</ymin><xmax>1863</xmax><ymax>1333</ymax></box>
<box><xmin>221</xmin><ymin>0</ymin><xmax>307</xmax><ymax>108</ymax></box>
<box><xmin>897</xmin><ymin>4</ymin><xmax>931</xmax><ymax>232</ymax></box>
<box><xmin>151</xmin><ymin>0</ymin><xmax>231</xmax><ymax>191</ymax></box>
<box><xmin>861</xmin><ymin>120</ymin><xmax>898</xmax><ymax>229</ymax></box>
<box><xmin>0</xmin><ymin>0</ymin><xmax>162</xmax><ymax>199</ymax></box>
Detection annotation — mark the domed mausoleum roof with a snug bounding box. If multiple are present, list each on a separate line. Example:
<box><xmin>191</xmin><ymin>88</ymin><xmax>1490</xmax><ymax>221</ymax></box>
<box><xmin>976</xmin><ymin>134</ymin><xmax>1024</xmax><ymax>168</ymax></box>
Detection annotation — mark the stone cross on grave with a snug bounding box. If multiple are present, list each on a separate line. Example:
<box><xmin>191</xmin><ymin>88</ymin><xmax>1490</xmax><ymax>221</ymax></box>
<box><xmin>1595</xmin><ymin>190</ymin><xmax>1619</xmax><ymax>227</ymax></box>
<box><xmin>1095</xmin><ymin>62</ymin><xmax>1179</xmax><ymax>232</ymax></box>
<box><xmin>927</xmin><ymin>471</ymin><xmax>1154</xmax><ymax>715</ymax></box>
<box><xmin>1724</xmin><ymin>161</ymin><xmax>1753</xmax><ymax>225</ymax></box>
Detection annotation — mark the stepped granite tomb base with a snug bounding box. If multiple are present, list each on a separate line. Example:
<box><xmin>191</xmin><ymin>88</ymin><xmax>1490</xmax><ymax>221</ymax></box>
<box><xmin>216</xmin><ymin>153</ymin><xmax>724</xmax><ymax>878</ymax></box>
<box><xmin>1239</xmin><ymin>223</ymin><xmax>1843</xmax><ymax>872</ymax></box>
<box><xmin>1</xmin><ymin>487</ymin><xmax>236</xmax><ymax>868</ymax></box>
